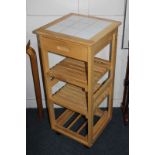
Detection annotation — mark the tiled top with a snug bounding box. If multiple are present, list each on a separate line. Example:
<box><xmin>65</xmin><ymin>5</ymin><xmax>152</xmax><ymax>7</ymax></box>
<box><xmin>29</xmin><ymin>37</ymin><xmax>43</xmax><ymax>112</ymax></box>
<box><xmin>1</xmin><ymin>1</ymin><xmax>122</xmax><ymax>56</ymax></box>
<box><xmin>46</xmin><ymin>15</ymin><xmax>112</xmax><ymax>40</ymax></box>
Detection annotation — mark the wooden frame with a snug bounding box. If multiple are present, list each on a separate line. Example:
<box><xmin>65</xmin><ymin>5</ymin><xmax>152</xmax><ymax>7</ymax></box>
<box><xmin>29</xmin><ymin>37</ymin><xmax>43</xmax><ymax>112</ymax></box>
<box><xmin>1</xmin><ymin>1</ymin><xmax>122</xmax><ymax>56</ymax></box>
<box><xmin>34</xmin><ymin>13</ymin><xmax>121</xmax><ymax>147</ymax></box>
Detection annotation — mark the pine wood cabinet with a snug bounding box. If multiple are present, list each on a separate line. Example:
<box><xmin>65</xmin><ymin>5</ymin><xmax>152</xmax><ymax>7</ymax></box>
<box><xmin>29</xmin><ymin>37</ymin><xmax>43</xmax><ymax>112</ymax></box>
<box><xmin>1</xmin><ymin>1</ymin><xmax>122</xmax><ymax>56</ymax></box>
<box><xmin>34</xmin><ymin>13</ymin><xmax>121</xmax><ymax>147</ymax></box>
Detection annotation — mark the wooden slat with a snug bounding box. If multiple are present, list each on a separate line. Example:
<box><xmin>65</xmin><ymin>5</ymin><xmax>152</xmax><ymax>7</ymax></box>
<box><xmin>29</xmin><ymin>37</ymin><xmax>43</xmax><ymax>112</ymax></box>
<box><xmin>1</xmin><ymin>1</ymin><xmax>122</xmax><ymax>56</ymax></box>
<box><xmin>50</xmin><ymin>84</ymin><xmax>87</xmax><ymax>116</ymax></box>
<box><xmin>48</xmin><ymin>58</ymin><xmax>109</xmax><ymax>91</ymax></box>
<box><xmin>93</xmin><ymin>83</ymin><xmax>101</xmax><ymax>93</ymax></box>
<box><xmin>67</xmin><ymin>114</ymin><xmax>81</xmax><ymax>129</ymax></box>
<box><xmin>93</xmin><ymin>80</ymin><xmax>111</xmax><ymax>110</ymax></box>
<box><xmin>51</xmin><ymin>67</ymin><xmax>86</xmax><ymax>81</ymax></box>
<box><xmin>56</xmin><ymin>84</ymin><xmax>86</xmax><ymax>103</ymax></box>
<box><xmin>48</xmin><ymin>78</ymin><xmax>59</xmax><ymax>88</ymax></box>
<box><xmin>95</xmin><ymin>57</ymin><xmax>111</xmax><ymax>70</ymax></box>
<box><xmin>77</xmin><ymin>121</ymin><xmax>87</xmax><ymax>134</ymax></box>
<box><xmin>95</xmin><ymin>108</ymin><xmax>107</xmax><ymax>117</ymax></box>
<box><xmin>56</xmin><ymin>109</ymin><xmax>74</xmax><ymax>126</ymax></box>
<box><xmin>55</xmin><ymin>124</ymin><xmax>88</xmax><ymax>146</ymax></box>
<box><xmin>93</xmin><ymin>88</ymin><xmax>110</xmax><ymax>110</ymax></box>
<box><xmin>51</xmin><ymin>97</ymin><xmax>87</xmax><ymax>116</ymax></box>
<box><xmin>94</xmin><ymin>78</ymin><xmax>111</xmax><ymax>101</ymax></box>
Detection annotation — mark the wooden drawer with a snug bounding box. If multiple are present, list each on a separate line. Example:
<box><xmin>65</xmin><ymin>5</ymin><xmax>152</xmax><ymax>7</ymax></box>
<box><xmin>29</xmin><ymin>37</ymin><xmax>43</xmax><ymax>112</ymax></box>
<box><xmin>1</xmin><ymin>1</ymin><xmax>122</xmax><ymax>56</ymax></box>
<box><xmin>41</xmin><ymin>37</ymin><xmax>88</xmax><ymax>61</ymax></box>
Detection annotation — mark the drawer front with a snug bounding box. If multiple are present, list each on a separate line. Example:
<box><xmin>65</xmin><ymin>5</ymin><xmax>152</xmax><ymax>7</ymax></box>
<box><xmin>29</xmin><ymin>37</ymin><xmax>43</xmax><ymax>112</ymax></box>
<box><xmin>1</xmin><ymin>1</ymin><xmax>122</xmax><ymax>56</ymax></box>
<box><xmin>41</xmin><ymin>37</ymin><xmax>88</xmax><ymax>61</ymax></box>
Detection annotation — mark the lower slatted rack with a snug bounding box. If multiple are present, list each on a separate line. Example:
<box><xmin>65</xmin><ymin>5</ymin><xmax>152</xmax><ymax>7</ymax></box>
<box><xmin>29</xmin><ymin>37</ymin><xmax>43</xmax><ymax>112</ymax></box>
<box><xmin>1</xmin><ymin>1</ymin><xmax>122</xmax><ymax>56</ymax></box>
<box><xmin>54</xmin><ymin>107</ymin><xmax>110</xmax><ymax>146</ymax></box>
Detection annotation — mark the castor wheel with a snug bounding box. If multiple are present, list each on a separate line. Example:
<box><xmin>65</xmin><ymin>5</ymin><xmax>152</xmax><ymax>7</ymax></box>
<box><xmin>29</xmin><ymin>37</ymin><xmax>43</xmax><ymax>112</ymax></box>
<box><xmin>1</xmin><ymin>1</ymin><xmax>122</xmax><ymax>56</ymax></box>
<box><xmin>83</xmin><ymin>143</ymin><xmax>93</xmax><ymax>149</ymax></box>
<box><xmin>82</xmin><ymin>144</ymin><xmax>92</xmax><ymax>149</ymax></box>
<box><xmin>83</xmin><ymin>145</ymin><xmax>89</xmax><ymax>149</ymax></box>
<box><xmin>55</xmin><ymin>131</ymin><xmax>61</xmax><ymax>135</ymax></box>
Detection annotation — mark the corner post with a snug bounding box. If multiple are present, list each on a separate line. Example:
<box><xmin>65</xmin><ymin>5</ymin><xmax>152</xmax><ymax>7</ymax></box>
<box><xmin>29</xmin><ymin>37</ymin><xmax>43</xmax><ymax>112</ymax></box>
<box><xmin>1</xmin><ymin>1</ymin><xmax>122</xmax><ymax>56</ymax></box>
<box><xmin>87</xmin><ymin>47</ymin><xmax>94</xmax><ymax>146</ymax></box>
<box><xmin>38</xmin><ymin>35</ymin><xmax>56</xmax><ymax>129</ymax></box>
<box><xmin>108</xmin><ymin>29</ymin><xmax>118</xmax><ymax>119</ymax></box>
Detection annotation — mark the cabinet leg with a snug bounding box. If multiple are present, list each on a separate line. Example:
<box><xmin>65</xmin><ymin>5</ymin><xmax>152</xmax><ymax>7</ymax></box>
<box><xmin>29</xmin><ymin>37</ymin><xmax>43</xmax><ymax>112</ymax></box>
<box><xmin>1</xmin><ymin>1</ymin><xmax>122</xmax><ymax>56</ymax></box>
<box><xmin>108</xmin><ymin>89</ymin><xmax>113</xmax><ymax>120</ymax></box>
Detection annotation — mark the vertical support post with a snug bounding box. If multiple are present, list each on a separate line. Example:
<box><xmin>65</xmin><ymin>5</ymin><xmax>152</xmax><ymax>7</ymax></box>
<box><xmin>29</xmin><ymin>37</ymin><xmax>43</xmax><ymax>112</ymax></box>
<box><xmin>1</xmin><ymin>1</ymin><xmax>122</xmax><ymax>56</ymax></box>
<box><xmin>87</xmin><ymin>47</ymin><xmax>94</xmax><ymax>147</ymax></box>
<box><xmin>108</xmin><ymin>30</ymin><xmax>118</xmax><ymax>119</ymax></box>
<box><xmin>38</xmin><ymin>36</ymin><xmax>56</xmax><ymax>129</ymax></box>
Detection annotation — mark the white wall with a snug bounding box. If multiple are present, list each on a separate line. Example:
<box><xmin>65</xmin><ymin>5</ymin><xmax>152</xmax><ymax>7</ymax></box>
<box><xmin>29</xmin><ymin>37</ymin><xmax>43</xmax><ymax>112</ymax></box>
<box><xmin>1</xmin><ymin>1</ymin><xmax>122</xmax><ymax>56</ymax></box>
<box><xmin>26</xmin><ymin>0</ymin><xmax>128</xmax><ymax>108</ymax></box>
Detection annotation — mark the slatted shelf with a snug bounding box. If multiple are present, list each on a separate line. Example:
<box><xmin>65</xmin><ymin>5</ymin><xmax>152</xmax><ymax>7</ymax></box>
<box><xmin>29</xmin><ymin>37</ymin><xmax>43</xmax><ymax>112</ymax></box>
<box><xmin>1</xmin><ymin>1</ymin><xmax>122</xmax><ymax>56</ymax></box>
<box><xmin>54</xmin><ymin>108</ymin><xmax>109</xmax><ymax>147</ymax></box>
<box><xmin>47</xmin><ymin>57</ymin><xmax>109</xmax><ymax>91</ymax></box>
<box><xmin>50</xmin><ymin>82</ymin><xmax>110</xmax><ymax>117</ymax></box>
<box><xmin>55</xmin><ymin>109</ymin><xmax>88</xmax><ymax>145</ymax></box>
<box><xmin>51</xmin><ymin>84</ymin><xmax>87</xmax><ymax>116</ymax></box>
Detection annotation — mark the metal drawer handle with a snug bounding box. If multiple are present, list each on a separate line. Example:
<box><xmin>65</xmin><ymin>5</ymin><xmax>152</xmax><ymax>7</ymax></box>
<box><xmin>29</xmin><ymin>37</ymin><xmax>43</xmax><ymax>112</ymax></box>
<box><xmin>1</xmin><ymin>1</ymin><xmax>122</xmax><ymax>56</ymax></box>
<box><xmin>57</xmin><ymin>45</ymin><xmax>70</xmax><ymax>52</ymax></box>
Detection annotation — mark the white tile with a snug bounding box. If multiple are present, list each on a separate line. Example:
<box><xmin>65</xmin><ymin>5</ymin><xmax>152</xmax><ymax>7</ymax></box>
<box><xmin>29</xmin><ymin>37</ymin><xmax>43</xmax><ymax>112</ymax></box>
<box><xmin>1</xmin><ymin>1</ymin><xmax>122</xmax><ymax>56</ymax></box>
<box><xmin>79</xmin><ymin>17</ymin><xmax>96</xmax><ymax>25</ymax></box>
<box><xmin>60</xmin><ymin>28</ymin><xmax>78</xmax><ymax>36</ymax></box>
<box><xmin>45</xmin><ymin>15</ymin><xmax>112</xmax><ymax>39</ymax></box>
<box><xmin>75</xmin><ymin>28</ymin><xmax>97</xmax><ymax>39</ymax></box>
<box><xmin>46</xmin><ymin>25</ymin><xmax>64</xmax><ymax>32</ymax></box>
<box><xmin>75</xmin><ymin>31</ymin><xmax>91</xmax><ymax>39</ymax></box>
<box><xmin>72</xmin><ymin>22</ymin><xmax>89</xmax><ymax>30</ymax></box>
<box><xmin>92</xmin><ymin>21</ymin><xmax>110</xmax><ymax>32</ymax></box>
<box><xmin>95</xmin><ymin>20</ymin><xmax>111</xmax><ymax>27</ymax></box>
<box><xmin>58</xmin><ymin>19</ymin><xmax>75</xmax><ymax>27</ymax></box>
<box><xmin>96</xmin><ymin>15</ymin><xmax>124</xmax><ymax>36</ymax></box>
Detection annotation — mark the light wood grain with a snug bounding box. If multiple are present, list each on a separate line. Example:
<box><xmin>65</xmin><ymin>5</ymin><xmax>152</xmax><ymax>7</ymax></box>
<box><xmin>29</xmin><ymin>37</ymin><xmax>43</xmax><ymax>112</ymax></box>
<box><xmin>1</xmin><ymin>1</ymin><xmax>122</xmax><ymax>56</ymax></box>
<box><xmin>108</xmin><ymin>31</ymin><xmax>118</xmax><ymax>119</ymax></box>
<box><xmin>41</xmin><ymin>37</ymin><xmax>88</xmax><ymax>62</ymax></box>
<box><xmin>67</xmin><ymin>114</ymin><xmax>81</xmax><ymax>129</ymax></box>
<box><xmin>95</xmin><ymin>108</ymin><xmax>107</xmax><ymax>117</ymax></box>
<box><xmin>93</xmin><ymin>111</ymin><xmax>110</xmax><ymax>143</ymax></box>
<box><xmin>51</xmin><ymin>84</ymin><xmax>87</xmax><ymax>116</ymax></box>
<box><xmin>55</xmin><ymin>124</ymin><xmax>88</xmax><ymax>146</ymax></box>
<box><xmin>35</xmin><ymin>13</ymin><xmax>120</xmax><ymax>147</ymax></box>
<box><xmin>56</xmin><ymin>109</ymin><xmax>74</xmax><ymax>126</ymax></box>
<box><xmin>87</xmin><ymin>47</ymin><xmax>94</xmax><ymax>146</ymax></box>
<box><xmin>26</xmin><ymin>41</ymin><xmax>43</xmax><ymax>119</ymax></box>
<box><xmin>39</xmin><ymin>36</ymin><xmax>56</xmax><ymax>128</ymax></box>
<box><xmin>77</xmin><ymin>121</ymin><xmax>87</xmax><ymax>134</ymax></box>
<box><xmin>48</xmin><ymin>57</ymin><xmax>109</xmax><ymax>91</ymax></box>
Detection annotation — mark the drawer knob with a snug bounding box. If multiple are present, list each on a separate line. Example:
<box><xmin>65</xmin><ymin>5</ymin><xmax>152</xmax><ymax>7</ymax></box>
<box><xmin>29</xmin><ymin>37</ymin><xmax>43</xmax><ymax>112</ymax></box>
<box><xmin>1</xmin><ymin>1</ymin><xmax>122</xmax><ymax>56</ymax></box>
<box><xmin>57</xmin><ymin>46</ymin><xmax>70</xmax><ymax>52</ymax></box>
